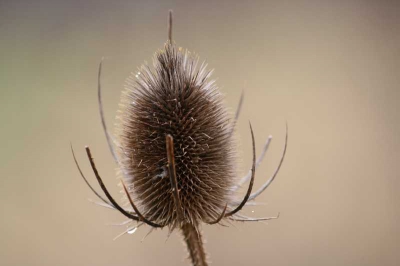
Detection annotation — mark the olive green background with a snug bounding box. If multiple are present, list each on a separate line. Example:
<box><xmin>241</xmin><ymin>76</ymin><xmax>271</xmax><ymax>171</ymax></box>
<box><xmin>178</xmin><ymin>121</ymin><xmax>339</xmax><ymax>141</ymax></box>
<box><xmin>1</xmin><ymin>0</ymin><xmax>399</xmax><ymax>265</ymax></box>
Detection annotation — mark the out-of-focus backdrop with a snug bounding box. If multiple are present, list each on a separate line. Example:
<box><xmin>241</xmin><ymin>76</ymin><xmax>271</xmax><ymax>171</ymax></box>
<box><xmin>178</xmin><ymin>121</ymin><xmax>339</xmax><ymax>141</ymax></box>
<box><xmin>1</xmin><ymin>0</ymin><xmax>399</xmax><ymax>265</ymax></box>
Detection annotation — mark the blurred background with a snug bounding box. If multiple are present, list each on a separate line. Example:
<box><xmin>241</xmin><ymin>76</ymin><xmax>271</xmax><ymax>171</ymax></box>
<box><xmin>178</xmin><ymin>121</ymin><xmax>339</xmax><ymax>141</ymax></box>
<box><xmin>1</xmin><ymin>0</ymin><xmax>399</xmax><ymax>265</ymax></box>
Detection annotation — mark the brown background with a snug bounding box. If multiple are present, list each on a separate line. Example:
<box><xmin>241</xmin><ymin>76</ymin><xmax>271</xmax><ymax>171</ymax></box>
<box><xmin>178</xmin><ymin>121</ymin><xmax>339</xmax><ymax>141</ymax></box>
<box><xmin>1</xmin><ymin>0</ymin><xmax>399</xmax><ymax>265</ymax></box>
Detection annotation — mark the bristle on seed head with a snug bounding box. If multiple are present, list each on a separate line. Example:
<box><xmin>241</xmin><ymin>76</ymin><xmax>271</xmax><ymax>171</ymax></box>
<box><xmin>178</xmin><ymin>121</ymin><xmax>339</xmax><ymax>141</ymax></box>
<box><xmin>115</xmin><ymin>42</ymin><xmax>236</xmax><ymax>228</ymax></box>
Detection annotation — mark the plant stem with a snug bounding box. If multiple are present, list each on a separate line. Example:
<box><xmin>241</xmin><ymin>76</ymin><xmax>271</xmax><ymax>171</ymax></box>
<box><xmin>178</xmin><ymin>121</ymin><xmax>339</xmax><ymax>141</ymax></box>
<box><xmin>181</xmin><ymin>223</ymin><xmax>208</xmax><ymax>266</ymax></box>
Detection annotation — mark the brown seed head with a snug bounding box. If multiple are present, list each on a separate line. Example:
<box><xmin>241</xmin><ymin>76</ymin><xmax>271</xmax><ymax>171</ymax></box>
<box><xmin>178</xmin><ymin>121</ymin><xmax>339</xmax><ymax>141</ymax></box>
<box><xmin>115</xmin><ymin>42</ymin><xmax>236</xmax><ymax>227</ymax></box>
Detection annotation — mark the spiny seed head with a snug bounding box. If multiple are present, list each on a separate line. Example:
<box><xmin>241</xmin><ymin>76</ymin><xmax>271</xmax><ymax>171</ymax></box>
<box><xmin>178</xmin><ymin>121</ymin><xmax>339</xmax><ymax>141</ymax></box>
<box><xmin>115</xmin><ymin>42</ymin><xmax>236</xmax><ymax>227</ymax></box>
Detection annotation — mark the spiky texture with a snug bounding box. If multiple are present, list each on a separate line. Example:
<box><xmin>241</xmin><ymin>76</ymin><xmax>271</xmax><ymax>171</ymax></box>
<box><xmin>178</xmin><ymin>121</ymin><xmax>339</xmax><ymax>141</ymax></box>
<box><xmin>115</xmin><ymin>42</ymin><xmax>236</xmax><ymax>228</ymax></box>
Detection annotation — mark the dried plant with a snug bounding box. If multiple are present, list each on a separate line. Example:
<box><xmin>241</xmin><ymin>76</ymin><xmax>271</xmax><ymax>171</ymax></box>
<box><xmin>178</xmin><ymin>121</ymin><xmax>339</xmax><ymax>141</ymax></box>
<box><xmin>72</xmin><ymin>10</ymin><xmax>287</xmax><ymax>266</ymax></box>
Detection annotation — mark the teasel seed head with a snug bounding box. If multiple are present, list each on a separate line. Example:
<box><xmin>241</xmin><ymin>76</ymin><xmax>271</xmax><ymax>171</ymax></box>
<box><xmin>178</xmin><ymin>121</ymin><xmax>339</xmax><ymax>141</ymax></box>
<box><xmin>115</xmin><ymin>42</ymin><xmax>236</xmax><ymax>229</ymax></box>
<box><xmin>72</xmin><ymin>11</ymin><xmax>286</xmax><ymax>266</ymax></box>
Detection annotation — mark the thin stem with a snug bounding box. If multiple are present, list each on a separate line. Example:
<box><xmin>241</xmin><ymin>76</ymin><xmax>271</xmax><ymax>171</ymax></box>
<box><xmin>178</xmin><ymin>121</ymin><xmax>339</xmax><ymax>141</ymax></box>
<box><xmin>168</xmin><ymin>10</ymin><xmax>173</xmax><ymax>42</ymax></box>
<box><xmin>181</xmin><ymin>223</ymin><xmax>208</xmax><ymax>266</ymax></box>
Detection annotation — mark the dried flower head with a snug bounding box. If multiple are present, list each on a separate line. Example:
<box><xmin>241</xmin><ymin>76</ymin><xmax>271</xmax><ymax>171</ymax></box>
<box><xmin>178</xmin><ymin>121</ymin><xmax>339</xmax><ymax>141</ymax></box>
<box><xmin>72</xmin><ymin>10</ymin><xmax>287</xmax><ymax>266</ymax></box>
<box><xmin>116</xmin><ymin>42</ymin><xmax>236</xmax><ymax>227</ymax></box>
